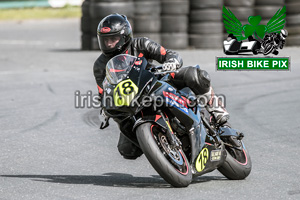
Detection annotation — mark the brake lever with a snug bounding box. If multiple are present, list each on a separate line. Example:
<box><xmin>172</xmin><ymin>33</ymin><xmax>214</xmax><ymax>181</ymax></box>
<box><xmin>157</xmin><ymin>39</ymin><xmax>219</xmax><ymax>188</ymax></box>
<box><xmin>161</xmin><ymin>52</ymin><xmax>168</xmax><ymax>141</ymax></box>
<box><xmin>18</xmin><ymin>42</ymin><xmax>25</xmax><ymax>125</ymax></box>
<box><xmin>99</xmin><ymin>108</ymin><xmax>110</xmax><ymax>129</ymax></box>
<box><xmin>100</xmin><ymin>116</ymin><xmax>110</xmax><ymax>129</ymax></box>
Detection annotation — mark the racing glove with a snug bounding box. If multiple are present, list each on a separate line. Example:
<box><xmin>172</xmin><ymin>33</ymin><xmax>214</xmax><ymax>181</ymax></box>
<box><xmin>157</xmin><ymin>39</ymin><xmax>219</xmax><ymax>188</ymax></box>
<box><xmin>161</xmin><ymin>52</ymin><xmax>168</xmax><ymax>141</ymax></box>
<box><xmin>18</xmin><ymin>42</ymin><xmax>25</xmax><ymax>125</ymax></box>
<box><xmin>162</xmin><ymin>58</ymin><xmax>180</xmax><ymax>71</ymax></box>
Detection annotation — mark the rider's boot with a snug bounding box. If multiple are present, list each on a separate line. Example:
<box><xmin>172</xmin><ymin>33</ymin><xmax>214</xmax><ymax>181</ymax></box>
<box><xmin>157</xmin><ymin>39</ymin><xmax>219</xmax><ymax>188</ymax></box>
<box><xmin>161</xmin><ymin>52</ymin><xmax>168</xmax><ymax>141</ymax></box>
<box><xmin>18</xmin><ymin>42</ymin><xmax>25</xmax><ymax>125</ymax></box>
<box><xmin>200</xmin><ymin>87</ymin><xmax>230</xmax><ymax>127</ymax></box>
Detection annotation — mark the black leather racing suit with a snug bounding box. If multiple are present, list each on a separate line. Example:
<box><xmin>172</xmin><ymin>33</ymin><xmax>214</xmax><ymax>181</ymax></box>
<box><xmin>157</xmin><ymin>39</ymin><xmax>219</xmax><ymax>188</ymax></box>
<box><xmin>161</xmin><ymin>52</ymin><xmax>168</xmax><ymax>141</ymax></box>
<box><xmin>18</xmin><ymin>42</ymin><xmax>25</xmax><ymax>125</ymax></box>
<box><xmin>93</xmin><ymin>37</ymin><xmax>211</xmax><ymax>159</ymax></box>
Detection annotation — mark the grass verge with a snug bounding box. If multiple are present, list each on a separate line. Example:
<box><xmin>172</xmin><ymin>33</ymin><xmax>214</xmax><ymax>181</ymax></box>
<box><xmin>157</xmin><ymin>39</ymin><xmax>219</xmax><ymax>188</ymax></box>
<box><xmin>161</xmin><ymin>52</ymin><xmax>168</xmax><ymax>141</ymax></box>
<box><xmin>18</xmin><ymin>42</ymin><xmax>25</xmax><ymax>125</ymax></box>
<box><xmin>0</xmin><ymin>6</ymin><xmax>81</xmax><ymax>20</ymax></box>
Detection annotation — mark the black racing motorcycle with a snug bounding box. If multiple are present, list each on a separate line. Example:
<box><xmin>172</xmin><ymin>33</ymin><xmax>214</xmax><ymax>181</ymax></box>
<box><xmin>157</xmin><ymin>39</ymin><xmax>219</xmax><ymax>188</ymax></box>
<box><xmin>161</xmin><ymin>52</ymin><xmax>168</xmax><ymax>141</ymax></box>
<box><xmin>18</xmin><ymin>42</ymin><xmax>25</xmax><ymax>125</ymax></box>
<box><xmin>100</xmin><ymin>54</ymin><xmax>251</xmax><ymax>187</ymax></box>
<box><xmin>262</xmin><ymin>33</ymin><xmax>285</xmax><ymax>56</ymax></box>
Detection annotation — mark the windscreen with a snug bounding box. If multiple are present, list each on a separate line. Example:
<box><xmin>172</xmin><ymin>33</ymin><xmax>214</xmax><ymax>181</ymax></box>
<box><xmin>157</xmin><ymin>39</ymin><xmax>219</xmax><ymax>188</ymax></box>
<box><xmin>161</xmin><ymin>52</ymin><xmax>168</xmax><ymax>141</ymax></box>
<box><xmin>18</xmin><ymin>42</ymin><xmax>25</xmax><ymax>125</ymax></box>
<box><xmin>105</xmin><ymin>54</ymin><xmax>137</xmax><ymax>84</ymax></box>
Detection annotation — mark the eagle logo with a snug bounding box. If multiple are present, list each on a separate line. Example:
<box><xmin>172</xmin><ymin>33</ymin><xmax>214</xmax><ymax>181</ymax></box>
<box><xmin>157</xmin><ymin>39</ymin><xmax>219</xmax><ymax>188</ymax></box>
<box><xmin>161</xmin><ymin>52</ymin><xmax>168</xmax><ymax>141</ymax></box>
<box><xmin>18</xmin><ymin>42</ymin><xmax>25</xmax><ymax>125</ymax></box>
<box><xmin>222</xmin><ymin>6</ymin><xmax>288</xmax><ymax>55</ymax></box>
<box><xmin>223</xmin><ymin>6</ymin><xmax>286</xmax><ymax>41</ymax></box>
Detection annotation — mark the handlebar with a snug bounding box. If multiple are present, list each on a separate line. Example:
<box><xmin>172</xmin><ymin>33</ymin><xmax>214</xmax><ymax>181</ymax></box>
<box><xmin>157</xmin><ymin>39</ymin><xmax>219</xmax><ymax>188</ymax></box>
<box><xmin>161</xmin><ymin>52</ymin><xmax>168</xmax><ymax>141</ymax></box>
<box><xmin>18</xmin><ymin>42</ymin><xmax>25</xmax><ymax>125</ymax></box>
<box><xmin>150</xmin><ymin>65</ymin><xmax>178</xmax><ymax>75</ymax></box>
<box><xmin>150</xmin><ymin>65</ymin><xmax>163</xmax><ymax>72</ymax></box>
<box><xmin>154</xmin><ymin>70</ymin><xmax>178</xmax><ymax>75</ymax></box>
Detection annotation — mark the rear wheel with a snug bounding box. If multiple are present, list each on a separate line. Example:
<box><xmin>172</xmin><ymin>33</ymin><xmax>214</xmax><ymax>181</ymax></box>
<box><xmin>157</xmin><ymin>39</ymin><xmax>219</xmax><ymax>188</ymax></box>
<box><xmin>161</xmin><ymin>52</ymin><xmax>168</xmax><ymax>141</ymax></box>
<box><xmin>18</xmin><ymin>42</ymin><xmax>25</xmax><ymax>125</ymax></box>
<box><xmin>136</xmin><ymin>123</ymin><xmax>192</xmax><ymax>187</ymax></box>
<box><xmin>218</xmin><ymin>141</ymin><xmax>252</xmax><ymax>180</ymax></box>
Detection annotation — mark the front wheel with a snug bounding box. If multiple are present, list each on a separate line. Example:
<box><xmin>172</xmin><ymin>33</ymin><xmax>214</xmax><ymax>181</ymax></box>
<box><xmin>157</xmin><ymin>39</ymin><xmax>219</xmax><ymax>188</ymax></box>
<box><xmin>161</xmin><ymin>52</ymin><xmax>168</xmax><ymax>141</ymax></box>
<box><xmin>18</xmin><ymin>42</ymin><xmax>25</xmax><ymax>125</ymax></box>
<box><xmin>136</xmin><ymin>123</ymin><xmax>192</xmax><ymax>187</ymax></box>
<box><xmin>263</xmin><ymin>43</ymin><xmax>274</xmax><ymax>55</ymax></box>
<box><xmin>218</xmin><ymin>141</ymin><xmax>252</xmax><ymax>180</ymax></box>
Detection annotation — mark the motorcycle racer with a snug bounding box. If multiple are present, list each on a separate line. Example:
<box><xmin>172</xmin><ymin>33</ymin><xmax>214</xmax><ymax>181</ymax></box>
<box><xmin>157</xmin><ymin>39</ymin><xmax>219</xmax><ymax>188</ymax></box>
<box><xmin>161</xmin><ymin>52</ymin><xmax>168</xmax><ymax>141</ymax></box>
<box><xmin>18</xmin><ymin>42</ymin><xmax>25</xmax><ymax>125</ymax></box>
<box><xmin>261</xmin><ymin>29</ymin><xmax>288</xmax><ymax>55</ymax></box>
<box><xmin>93</xmin><ymin>13</ymin><xmax>229</xmax><ymax>159</ymax></box>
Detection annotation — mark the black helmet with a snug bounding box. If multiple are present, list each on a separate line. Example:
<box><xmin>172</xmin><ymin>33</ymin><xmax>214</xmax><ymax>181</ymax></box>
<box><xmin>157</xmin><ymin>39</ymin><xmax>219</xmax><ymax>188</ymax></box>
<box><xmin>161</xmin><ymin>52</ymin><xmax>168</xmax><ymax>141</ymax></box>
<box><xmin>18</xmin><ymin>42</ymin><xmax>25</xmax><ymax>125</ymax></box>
<box><xmin>97</xmin><ymin>13</ymin><xmax>133</xmax><ymax>57</ymax></box>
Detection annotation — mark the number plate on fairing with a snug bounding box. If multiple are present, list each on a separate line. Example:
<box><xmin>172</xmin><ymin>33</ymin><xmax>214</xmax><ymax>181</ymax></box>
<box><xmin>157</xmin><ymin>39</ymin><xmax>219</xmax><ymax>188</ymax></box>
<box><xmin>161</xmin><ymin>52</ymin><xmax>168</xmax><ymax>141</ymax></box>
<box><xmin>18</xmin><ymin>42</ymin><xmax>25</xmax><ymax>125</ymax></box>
<box><xmin>113</xmin><ymin>79</ymin><xmax>138</xmax><ymax>106</ymax></box>
<box><xmin>210</xmin><ymin>150</ymin><xmax>222</xmax><ymax>161</ymax></box>
<box><xmin>195</xmin><ymin>148</ymin><xmax>209</xmax><ymax>172</ymax></box>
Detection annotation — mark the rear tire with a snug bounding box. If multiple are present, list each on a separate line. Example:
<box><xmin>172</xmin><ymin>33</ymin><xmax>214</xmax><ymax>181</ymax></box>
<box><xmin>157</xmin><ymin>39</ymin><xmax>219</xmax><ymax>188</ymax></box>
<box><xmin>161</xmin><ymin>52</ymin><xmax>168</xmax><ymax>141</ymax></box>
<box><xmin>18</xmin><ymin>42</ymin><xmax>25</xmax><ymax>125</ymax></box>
<box><xmin>136</xmin><ymin>123</ymin><xmax>192</xmax><ymax>187</ymax></box>
<box><xmin>218</xmin><ymin>141</ymin><xmax>252</xmax><ymax>180</ymax></box>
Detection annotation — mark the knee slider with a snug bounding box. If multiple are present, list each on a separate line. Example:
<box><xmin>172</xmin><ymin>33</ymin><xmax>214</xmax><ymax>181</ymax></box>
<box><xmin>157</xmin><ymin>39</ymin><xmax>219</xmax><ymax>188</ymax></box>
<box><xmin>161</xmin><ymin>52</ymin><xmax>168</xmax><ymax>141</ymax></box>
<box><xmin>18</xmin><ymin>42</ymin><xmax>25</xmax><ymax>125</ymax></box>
<box><xmin>183</xmin><ymin>67</ymin><xmax>211</xmax><ymax>95</ymax></box>
<box><xmin>198</xmin><ymin>69</ymin><xmax>211</xmax><ymax>89</ymax></box>
<box><xmin>193</xmin><ymin>68</ymin><xmax>211</xmax><ymax>94</ymax></box>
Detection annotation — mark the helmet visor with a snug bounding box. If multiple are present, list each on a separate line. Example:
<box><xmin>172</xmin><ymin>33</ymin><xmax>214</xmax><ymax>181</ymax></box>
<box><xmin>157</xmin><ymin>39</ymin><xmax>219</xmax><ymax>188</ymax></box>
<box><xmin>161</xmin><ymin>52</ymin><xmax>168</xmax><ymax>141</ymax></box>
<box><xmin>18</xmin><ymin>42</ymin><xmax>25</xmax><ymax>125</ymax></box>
<box><xmin>98</xmin><ymin>34</ymin><xmax>125</xmax><ymax>53</ymax></box>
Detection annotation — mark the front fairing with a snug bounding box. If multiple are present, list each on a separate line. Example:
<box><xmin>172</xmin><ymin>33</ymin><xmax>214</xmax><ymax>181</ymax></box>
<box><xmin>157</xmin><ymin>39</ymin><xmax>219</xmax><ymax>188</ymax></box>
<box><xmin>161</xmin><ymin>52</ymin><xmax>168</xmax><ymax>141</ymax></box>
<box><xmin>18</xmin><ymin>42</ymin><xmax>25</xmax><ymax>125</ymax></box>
<box><xmin>151</xmin><ymin>81</ymin><xmax>197</xmax><ymax>129</ymax></box>
<box><xmin>102</xmin><ymin>56</ymin><xmax>156</xmax><ymax>116</ymax></box>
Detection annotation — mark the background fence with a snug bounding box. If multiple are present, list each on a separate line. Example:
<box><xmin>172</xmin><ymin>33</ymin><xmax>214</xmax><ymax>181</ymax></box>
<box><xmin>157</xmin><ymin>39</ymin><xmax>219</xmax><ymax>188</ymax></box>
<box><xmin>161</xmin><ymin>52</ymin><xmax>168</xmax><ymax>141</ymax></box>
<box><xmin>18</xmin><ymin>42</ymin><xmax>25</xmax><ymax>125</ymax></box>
<box><xmin>80</xmin><ymin>0</ymin><xmax>300</xmax><ymax>50</ymax></box>
<box><xmin>1</xmin><ymin>0</ymin><xmax>296</xmax><ymax>50</ymax></box>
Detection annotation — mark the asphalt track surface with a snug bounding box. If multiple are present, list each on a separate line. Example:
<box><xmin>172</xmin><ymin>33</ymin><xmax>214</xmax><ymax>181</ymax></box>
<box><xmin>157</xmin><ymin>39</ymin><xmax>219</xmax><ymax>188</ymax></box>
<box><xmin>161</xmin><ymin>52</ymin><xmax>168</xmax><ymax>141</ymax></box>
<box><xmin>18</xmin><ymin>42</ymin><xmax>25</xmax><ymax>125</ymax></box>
<box><xmin>0</xmin><ymin>19</ymin><xmax>300</xmax><ymax>200</ymax></box>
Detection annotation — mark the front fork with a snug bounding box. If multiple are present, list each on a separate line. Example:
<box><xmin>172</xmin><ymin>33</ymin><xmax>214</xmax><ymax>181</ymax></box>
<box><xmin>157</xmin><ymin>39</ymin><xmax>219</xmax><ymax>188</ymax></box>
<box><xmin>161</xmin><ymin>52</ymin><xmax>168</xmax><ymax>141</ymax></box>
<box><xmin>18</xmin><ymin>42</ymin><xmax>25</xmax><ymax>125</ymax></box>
<box><xmin>157</xmin><ymin>110</ymin><xmax>182</xmax><ymax>149</ymax></box>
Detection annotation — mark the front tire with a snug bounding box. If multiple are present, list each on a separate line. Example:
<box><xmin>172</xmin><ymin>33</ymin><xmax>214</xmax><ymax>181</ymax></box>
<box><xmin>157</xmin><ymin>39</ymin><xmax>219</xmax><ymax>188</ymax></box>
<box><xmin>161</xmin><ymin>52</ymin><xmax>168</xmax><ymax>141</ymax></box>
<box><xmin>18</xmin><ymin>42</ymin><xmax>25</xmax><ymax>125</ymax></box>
<box><xmin>218</xmin><ymin>141</ymin><xmax>252</xmax><ymax>180</ymax></box>
<box><xmin>136</xmin><ymin>123</ymin><xmax>192</xmax><ymax>187</ymax></box>
<box><xmin>263</xmin><ymin>43</ymin><xmax>274</xmax><ymax>55</ymax></box>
